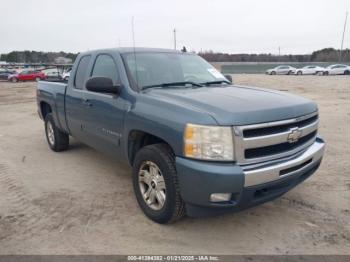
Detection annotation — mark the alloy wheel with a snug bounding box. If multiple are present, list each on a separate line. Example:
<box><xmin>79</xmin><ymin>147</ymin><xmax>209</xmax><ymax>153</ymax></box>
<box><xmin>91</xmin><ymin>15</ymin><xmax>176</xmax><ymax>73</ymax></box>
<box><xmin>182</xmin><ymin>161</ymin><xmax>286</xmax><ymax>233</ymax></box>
<box><xmin>138</xmin><ymin>161</ymin><xmax>166</xmax><ymax>211</ymax></box>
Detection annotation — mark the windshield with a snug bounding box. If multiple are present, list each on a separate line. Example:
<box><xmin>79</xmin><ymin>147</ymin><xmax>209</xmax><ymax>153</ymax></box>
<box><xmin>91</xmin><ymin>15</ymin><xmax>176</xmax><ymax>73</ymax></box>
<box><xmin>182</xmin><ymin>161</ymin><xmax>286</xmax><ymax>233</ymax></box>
<box><xmin>122</xmin><ymin>52</ymin><xmax>227</xmax><ymax>89</ymax></box>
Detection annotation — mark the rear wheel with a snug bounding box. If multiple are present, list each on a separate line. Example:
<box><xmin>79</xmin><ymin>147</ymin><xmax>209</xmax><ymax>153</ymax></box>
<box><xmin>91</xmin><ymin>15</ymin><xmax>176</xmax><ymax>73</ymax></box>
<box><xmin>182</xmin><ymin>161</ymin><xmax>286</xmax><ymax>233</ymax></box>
<box><xmin>323</xmin><ymin>71</ymin><xmax>329</xmax><ymax>76</ymax></box>
<box><xmin>297</xmin><ymin>71</ymin><xmax>302</xmax><ymax>75</ymax></box>
<box><xmin>11</xmin><ymin>77</ymin><xmax>18</xmax><ymax>83</ymax></box>
<box><xmin>132</xmin><ymin>144</ymin><xmax>185</xmax><ymax>224</ymax></box>
<box><xmin>271</xmin><ymin>71</ymin><xmax>276</xmax><ymax>75</ymax></box>
<box><xmin>344</xmin><ymin>70</ymin><xmax>350</xmax><ymax>75</ymax></box>
<box><xmin>44</xmin><ymin>113</ymin><xmax>69</xmax><ymax>152</ymax></box>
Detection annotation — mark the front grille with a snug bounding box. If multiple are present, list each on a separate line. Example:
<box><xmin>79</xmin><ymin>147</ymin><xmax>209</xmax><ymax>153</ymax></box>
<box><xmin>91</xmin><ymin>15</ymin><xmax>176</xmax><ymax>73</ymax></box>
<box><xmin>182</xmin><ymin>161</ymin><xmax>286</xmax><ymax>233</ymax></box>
<box><xmin>234</xmin><ymin>112</ymin><xmax>319</xmax><ymax>164</ymax></box>
<box><xmin>245</xmin><ymin>131</ymin><xmax>317</xmax><ymax>159</ymax></box>
<box><xmin>243</xmin><ymin>115</ymin><xmax>318</xmax><ymax>138</ymax></box>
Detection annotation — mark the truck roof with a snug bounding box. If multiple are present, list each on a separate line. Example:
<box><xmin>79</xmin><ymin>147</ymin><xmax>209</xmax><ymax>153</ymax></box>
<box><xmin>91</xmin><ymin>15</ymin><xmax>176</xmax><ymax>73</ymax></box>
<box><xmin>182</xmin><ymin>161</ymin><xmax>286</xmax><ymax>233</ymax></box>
<box><xmin>80</xmin><ymin>47</ymin><xmax>182</xmax><ymax>56</ymax></box>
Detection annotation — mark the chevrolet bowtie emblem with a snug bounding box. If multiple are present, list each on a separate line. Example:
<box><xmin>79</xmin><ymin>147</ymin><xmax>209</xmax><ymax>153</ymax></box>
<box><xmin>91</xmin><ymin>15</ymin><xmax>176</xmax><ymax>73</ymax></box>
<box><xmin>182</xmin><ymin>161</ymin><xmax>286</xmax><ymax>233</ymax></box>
<box><xmin>287</xmin><ymin>127</ymin><xmax>302</xmax><ymax>143</ymax></box>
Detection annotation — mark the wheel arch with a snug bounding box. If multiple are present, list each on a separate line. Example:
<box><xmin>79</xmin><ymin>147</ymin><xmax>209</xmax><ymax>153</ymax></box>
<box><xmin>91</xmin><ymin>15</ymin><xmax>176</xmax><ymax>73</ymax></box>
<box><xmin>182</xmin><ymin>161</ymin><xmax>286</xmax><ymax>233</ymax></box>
<box><xmin>127</xmin><ymin>130</ymin><xmax>175</xmax><ymax>166</ymax></box>
<box><xmin>40</xmin><ymin>101</ymin><xmax>52</xmax><ymax>120</ymax></box>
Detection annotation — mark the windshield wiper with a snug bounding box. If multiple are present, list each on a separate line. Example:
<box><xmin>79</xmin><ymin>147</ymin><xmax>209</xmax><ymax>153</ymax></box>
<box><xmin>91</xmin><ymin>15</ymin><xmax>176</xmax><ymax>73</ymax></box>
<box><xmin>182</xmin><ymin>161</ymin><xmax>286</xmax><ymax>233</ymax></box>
<box><xmin>141</xmin><ymin>81</ymin><xmax>203</xmax><ymax>91</ymax></box>
<box><xmin>200</xmin><ymin>80</ymin><xmax>231</xmax><ymax>86</ymax></box>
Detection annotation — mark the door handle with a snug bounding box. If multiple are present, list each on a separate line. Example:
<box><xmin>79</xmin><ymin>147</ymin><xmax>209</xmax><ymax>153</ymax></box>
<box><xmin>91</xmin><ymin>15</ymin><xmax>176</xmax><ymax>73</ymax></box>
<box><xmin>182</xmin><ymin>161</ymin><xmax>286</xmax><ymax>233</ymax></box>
<box><xmin>82</xmin><ymin>99</ymin><xmax>92</xmax><ymax>107</ymax></box>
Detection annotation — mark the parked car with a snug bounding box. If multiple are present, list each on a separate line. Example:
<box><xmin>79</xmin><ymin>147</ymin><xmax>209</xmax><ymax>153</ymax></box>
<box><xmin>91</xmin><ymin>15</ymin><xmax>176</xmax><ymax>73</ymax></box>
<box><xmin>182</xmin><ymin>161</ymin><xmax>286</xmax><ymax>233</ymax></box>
<box><xmin>8</xmin><ymin>70</ymin><xmax>46</xmax><ymax>82</ymax></box>
<box><xmin>62</xmin><ymin>69</ymin><xmax>71</xmax><ymax>81</ymax></box>
<box><xmin>323</xmin><ymin>64</ymin><xmax>350</xmax><ymax>75</ymax></box>
<box><xmin>44</xmin><ymin>69</ymin><xmax>62</xmax><ymax>81</ymax></box>
<box><xmin>295</xmin><ymin>66</ymin><xmax>325</xmax><ymax>75</ymax></box>
<box><xmin>37</xmin><ymin>48</ymin><xmax>325</xmax><ymax>224</ymax></box>
<box><xmin>266</xmin><ymin>65</ymin><xmax>297</xmax><ymax>75</ymax></box>
<box><xmin>0</xmin><ymin>69</ymin><xmax>16</xmax><ymax>80</ymax></box>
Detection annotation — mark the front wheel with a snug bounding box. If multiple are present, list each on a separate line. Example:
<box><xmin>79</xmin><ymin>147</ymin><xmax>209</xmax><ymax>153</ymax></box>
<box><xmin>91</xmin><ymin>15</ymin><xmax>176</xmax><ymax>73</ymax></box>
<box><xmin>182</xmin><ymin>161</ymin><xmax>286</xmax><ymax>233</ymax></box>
<box><xmin>45</xmin><ymin>113</ymin><xmax>69</xmax><ymax>152</ymax></box>
<box><xmin>11</xmin><ymin>77</ymin><xmax>18</xmax><ymax>83</ymax></box>
<box><xmin>297</xmin><ymin>71</ymin><xmax>302</xmax><ymax>75</ymax></box>
<box><xmin>132</xmin><ymin>144</ymin><xmax>185</xmax><ymax>224</ymax></box>
<box><xmin>344</xmin><ymin>70</ymin><xmax>350</xmax><ymax>75</ymax></box>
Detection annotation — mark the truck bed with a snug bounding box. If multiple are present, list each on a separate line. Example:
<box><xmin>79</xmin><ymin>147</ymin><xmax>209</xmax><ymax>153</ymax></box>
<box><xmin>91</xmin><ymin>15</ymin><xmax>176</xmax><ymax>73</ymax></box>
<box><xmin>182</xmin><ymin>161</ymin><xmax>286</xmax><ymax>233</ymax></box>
<box><xmin>37</xmin><ymin>81</ymin><xmax>68</xmax><ymax>132</ymax></box>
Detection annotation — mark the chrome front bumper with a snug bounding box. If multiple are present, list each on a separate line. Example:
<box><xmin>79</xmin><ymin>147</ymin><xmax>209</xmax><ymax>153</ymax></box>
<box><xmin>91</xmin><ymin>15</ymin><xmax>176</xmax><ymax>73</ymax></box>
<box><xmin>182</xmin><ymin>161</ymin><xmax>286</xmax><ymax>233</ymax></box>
<box><xmin>243</xmin><ymin>137</ymin><xmax>325</xmax><ymax>187</ymax></box>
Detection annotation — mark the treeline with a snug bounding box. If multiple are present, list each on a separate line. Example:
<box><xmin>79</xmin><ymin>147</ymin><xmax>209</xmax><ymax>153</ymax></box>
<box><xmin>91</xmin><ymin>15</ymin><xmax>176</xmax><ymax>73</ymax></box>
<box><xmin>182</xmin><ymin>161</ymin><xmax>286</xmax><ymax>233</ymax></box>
<box><xmin>198</xmin><ymin>48</ymin><xmax>350</xmax><ymax>62</ymax></box>
<box><xmin>1</xmin><ymin>48</ymin><xmax>349</xmax><ymax>63</ymax></box>
<box><xmin>0</xmin><ymin>51</ymin><xmax>78</xmax><ymax>63</ymax></box>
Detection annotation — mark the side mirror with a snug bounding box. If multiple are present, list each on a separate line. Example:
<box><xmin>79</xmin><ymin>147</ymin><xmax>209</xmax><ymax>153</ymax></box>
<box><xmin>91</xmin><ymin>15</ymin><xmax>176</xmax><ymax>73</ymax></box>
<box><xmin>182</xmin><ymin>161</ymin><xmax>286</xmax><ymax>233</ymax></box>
<box><xmin>85</xmin><ymin>77</ymin><xmax>122</xmax><ymax>95</ymax></box>
<box><xmin>224</xmin><ymin>74</ymin><xmax>233</xmax><ymax>83</ymax></box>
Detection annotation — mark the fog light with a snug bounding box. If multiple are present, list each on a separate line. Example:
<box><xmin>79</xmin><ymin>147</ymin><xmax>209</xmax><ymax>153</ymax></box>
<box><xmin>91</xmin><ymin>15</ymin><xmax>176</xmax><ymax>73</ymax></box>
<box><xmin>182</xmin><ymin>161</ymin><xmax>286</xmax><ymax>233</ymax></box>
<box><xmin>210</xmin><ymin>193</ymin><xmax>232</xmax><ymax>202</ymax></box>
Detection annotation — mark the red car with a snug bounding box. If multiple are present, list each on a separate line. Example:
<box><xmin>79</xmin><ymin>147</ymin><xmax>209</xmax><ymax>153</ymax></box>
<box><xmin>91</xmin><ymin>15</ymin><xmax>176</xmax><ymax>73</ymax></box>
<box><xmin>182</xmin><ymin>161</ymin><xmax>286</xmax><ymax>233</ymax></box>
<box><xmin>8</xmin><ymin>70</ymin><xmax>46</xmax><ymax>82</ymax></box>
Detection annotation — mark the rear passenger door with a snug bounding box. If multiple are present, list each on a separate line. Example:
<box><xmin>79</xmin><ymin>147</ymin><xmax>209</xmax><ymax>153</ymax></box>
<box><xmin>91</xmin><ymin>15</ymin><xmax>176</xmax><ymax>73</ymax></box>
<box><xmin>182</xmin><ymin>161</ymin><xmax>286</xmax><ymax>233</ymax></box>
<box><xmin>82</xmin><ymin>53</ymin><xmax>126</xmax><ymax>158</ymax></box>
<box><xmin>306</xmin><ymin>66</ymin><xmax>315</xmax><ymax>74</ymax></box>
<box><xmin>65</xmin><ymin>55</ymin><xmax>92</xmax><ymax>141</ymax></box>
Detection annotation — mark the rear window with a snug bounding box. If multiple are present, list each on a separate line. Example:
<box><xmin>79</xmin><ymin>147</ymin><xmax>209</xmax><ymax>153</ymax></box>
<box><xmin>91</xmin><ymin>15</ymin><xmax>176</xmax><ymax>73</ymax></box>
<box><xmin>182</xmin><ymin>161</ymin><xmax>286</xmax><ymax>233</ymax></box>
<box><xmin>74</xmin><ymin>56</ymin><xmax>91</xmax><ymax>89</ymax></box>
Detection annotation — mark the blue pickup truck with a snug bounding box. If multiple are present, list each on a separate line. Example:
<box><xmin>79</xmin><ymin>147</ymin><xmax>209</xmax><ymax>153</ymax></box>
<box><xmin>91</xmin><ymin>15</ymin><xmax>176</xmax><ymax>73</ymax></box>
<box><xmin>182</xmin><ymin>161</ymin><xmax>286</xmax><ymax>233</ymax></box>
<box><xmin>37</xmin><ymin>48</ymin><xmax>325</xmax><ymax>223</ymax></box>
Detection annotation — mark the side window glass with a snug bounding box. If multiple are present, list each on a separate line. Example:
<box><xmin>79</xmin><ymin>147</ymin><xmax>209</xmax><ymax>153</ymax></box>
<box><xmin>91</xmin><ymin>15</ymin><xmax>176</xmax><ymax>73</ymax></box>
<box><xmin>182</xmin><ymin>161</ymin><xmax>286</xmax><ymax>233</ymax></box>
<box><xmin>74</xmin><ymin>56</ymin><xmax>91</xmax><ymax>89</ymax></box>
<box><xmin>91</xmin><ymin>54</ymin><xmax>119</xmax><ymax>84</ymax></box>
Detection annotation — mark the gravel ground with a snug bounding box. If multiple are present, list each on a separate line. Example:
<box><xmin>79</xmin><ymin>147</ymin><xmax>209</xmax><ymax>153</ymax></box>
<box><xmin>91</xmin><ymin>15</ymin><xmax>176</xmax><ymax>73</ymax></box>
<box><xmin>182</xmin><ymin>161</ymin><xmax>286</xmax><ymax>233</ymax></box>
<box><xmin>0</xmin><ymin>75</ymin><xmax>349</xmax><ymax>255</ymax></box>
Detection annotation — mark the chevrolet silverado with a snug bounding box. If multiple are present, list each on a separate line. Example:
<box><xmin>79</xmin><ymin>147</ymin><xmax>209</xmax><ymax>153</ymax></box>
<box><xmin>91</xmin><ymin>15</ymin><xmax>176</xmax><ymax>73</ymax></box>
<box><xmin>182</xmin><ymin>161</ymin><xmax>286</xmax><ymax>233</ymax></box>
<box><xmin>37</xmin><ymin>48</ymin><xmax>325</xmax><ymax>223</ymax></box>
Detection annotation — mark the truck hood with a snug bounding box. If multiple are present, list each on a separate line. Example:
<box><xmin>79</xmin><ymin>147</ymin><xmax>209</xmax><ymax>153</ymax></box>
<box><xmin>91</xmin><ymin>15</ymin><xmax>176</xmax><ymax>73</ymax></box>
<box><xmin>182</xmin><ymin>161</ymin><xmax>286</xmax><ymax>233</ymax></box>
<box><xmin>147</xmin><ymin>85</ymin><xmax>317</xmax><ymax>125</ymax></box>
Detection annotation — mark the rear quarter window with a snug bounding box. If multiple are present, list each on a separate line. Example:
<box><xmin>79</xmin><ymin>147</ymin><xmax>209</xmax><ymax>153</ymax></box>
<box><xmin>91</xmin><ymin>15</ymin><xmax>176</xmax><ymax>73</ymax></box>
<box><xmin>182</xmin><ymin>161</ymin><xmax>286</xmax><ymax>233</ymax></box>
<box><xmin>74</xmin><ymin>55</ymin><xmax>91</xmax><ymax>89</ymax></box>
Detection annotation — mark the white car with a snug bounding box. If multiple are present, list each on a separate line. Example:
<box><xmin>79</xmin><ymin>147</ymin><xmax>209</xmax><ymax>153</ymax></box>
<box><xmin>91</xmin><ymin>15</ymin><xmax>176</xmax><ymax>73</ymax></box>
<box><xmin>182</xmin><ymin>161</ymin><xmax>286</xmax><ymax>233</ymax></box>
<box><xmin>295</xmin><ymin>66</ymin><xmax>325</xmax><ymax>75</ymax></box>
<box><xmin>266</xmin><ymin>65</ymin><xmax>297</xmax><ymax>75</ymax></box>
<box><xmin>62</xmin><ymin>69</ymin><xmax>71</xmax><ymax>81</ymax></box>
<box><xmin>323</xmin><ymin>64</ymin><xmax>350</xmax><ymax>75</ymax></box>
<box><xmin>43</xmin><ymin>69</ymin><xmax>62</xmax><ymax>80</ymax></box>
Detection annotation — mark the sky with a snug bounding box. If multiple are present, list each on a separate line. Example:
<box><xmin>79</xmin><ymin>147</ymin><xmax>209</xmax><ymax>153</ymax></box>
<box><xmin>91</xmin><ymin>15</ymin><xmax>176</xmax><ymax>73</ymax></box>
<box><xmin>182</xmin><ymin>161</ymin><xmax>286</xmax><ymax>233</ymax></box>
<box><xmin>0</xmin><ymin>0</ymin><xmax>349</xmax><ymax>55</ymax></box>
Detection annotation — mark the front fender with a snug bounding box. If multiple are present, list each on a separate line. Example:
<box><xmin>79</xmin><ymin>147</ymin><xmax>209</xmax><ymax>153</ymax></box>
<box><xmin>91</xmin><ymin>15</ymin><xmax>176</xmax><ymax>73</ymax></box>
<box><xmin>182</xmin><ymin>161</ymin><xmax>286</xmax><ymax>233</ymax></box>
<box><xmin>123</xmin><ymin>95</ymin><xmax>217</xmax><ymax>159</ymax></box>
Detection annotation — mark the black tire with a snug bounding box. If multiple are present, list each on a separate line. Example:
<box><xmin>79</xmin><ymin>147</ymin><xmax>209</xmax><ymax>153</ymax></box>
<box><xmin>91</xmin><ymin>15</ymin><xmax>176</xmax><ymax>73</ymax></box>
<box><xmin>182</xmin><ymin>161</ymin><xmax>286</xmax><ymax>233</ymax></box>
<box><xmin>344</xmin><ymin>70</ymin><xmax>350</xmax><ymax>75</ymax></box>
<box><xmin>11</xmin><ymin>77</ymin><xmax>18</xmax><ymax>83</ymax></box>
<box><xmin>297</xmin><ymin>71</ymin><xmax>302</xmax><ymax>75</ymax></box>
<box><xmin>271</xmin><ymin>71</ymin><xmax>276</xmax><ymax>75</ymax></box>
<box><xmin>287</xmin><ymin>70</ymin><xmax>292</xmax><ymax>75</ymax></box>
<box><xmin>35</xmin><ymin>77</ymin><xmax>41</xmax><ymax>82</ymax></box>
<box><xmin>132</xmin><ymin>143</ymin><xmax>185</xmax><ymax>224</ymax></box>
<box><xmin>44</xmin><ymin>113</ymin><xmax>69</xmax><ymax>152</ymax></box>
<box><xmin>324</xmin><ymin>71</ymin><xmax>329</xmax><ymax>76</ymax></box>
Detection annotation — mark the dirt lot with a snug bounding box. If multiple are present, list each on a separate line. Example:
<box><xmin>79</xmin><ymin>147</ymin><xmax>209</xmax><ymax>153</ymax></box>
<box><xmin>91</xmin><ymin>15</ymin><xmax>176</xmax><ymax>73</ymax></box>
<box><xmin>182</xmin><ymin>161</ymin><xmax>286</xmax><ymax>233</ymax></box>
<box><xmin>0</xmin><ymin>75</ymin><xmax>349</xmax><ymax>255</ymax></box>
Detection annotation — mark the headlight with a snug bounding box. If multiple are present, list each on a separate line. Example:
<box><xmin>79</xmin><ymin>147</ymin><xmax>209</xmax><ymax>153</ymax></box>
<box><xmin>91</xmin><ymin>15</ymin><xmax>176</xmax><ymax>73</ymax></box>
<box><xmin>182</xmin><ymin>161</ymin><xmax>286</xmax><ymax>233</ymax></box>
<box><xmin>183</xmin><ymin>124</ymin><xmax>234</xmax><ymax>161</ymax></box>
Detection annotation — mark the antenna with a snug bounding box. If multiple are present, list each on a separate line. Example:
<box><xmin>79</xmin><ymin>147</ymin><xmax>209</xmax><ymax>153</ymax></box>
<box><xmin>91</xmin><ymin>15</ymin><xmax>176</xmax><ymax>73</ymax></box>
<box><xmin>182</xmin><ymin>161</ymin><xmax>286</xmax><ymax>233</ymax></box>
<box><xmin>173</xmin><ymin>28</ymin><xmax>177</xmax><ymax>50</ymax></box>
<box><xmin>340</xmin><ymin>11</ymin><xmax>348</xmax><ymax>62</ymax></box>
<box><xmin>132</xmin><ymin>16</ymin><xmax>139</xmax><ymax>88</ymax></box>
